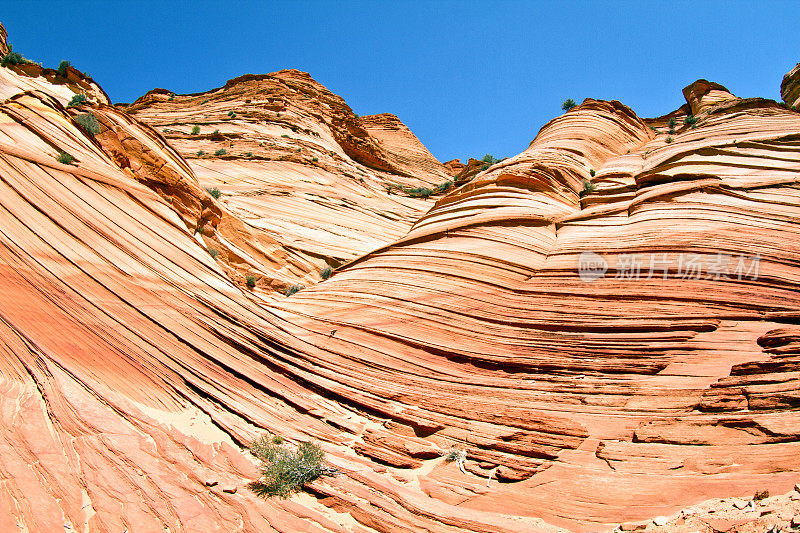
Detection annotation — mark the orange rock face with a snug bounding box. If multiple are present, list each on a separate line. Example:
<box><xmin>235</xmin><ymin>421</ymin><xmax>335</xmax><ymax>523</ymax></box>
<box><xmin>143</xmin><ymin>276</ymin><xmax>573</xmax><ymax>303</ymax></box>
<box><xmin>1</xmin><ymin>22</ymin><xmax>799</xmax><ymax>533</ymax></box>
<box><xmin>782</xmin><ymin>62</ymin><xmax>800</xmax><ymax>108</ymax></box>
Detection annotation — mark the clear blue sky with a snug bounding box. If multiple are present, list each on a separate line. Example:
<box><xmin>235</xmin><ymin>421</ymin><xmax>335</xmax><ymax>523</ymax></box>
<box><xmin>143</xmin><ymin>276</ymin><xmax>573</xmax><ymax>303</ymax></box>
<box><xmin>4</xmin><ymin>1</ymin><xmax>798</xmax><ymax>162</ymax></box>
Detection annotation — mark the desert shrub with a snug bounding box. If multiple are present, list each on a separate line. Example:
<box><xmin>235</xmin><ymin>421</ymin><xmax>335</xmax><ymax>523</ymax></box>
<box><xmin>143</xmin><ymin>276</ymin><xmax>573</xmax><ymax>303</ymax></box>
<box><xmin>248</xmin><ymin>435</ymin><xmax>337</xmax><ymax>499</ymax></box>
<box><xmin>228</xmin><ymin>111</ymin><xmax>236</xmax><ymax>118</ymax></box>
<box><xmin>191</xmin><ymin>125</ymin><xmax>200</xmax><ymax>135</ymax></box>
<box><xmin>407</xmin><ymin>187</ymin><xmax>433</xmax><ymax>199</ymax></box>
<box><xmin>320</xmin><ymin>266</ymin><xmax>332</xmax><ymax>280</ymax></box>
<box><xmin>206</xmin><ymin>187</ymin><xmax>222</xmax><ymax>199</ymax></box>
<box><xmin>312</xmin><ymin>157</ymin><xmax>319</xmax><ymax>162</ymax></box>
<box><xmin>56</xmin><ymin>151</ymin><xmax>75</xmax><ymax>164</ymax></box>
<box><xmin>1</xmin><ymin>45</ymin><xmax>34</xmax><ymax>67</ymax></box>
<box><xmin>683</xmin><ymin>115</ymin><xmax>697</xmax><ymax>126</ymax></box>
<box><xmin>271</xmin><ymin>435</ymin><xmax>284</xmax><ymax>445</ymax></box>
<box><xmin>589</xmin><ymin>169</ymin><xmax>595</xmax><ymax>177</ymax></box>
<box><xmin>480</xmin><ymin>163</ymin><xmax>490</xmax><ymax>171</ymax></box>
<box><xmin>281</xmin><ymin>134</ymin><xmax>290</xmax><ymax>138</ymax></box>
<box><xmin>579</xmin><ymin>180</ymin><xmax>596</xmax><ymax>198</ymax></box>
<box><xmin>75</xmin><ymin>113</ymin><xmax>101</xmax><ymax>136</ymax></box>
<box><xmin>245</xmin><ymin>151</ymin><xmax>253</xmax><ymax>158</ymax></box>
<box><xmin>214</xmin><ymin>148</ymin><xmax>227</xmax><ymax>156</ymax></box>
<box><xmin>56</xmin><ymin>60</ymin><xmax>71</xmax><ymax>77</ymax></box>
<box><xmin>481</xmin><ymin>154</ymin><xmax>501</xmax><ymax>164</ymax></box>
<box><xmin>68</xmin><ymin>93</ymin><xmax>88</xmax><ymax>107</ymax></box>
<box><xmin>666</xmin><ymin>136</ymin><xmax>673</xmax><ymax>144</ymax></box>
<box><xmin>753</xmin><ymin>490</ymin><xmax>769</xmax><ymax>501</ymax></box>
<box><xmin>201</xmin><ymin>98</ymin><xmax>210</xmax><ymax>104</ymax></box>
<box><xmin>246</xmin><ymin>275</ymin><xmax>256</xmax><ymax>288</ymax></box>
<box><xmin>197</xmin><ymin>150</ymin><xmax>205</xmax><ymax>156</ymax></box>
<box><xmin>436</xmin><ymin>180</ymin><xmax>453</xmax><ymax>193</ymax></box>
<box><xmin>213</xmin><ymin>129</ymin><xmax>220</xmax><ymax>135</ymax></box>
<box><xmin>168</xmin><ymin>94</ymin><xmax>174</xmax><ymax>101</ymax></box>
<box><xmin>208</xmin><ymin>248</ymin><xmax>219</xmax><ymax>259</ymax></box>
<box><xmin>561</xmin><ymin>98</ymin><xmax>577</xmax><ymax>111</ymax></box>
<box><xmin>284</xmin><ymin>284</ymin><xmax>304</xmax><ymax>296</ymax></box>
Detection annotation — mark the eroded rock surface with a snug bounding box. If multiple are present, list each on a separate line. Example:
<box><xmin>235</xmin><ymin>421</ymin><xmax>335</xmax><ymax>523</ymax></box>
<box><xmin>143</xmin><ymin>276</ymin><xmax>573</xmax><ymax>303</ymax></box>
<box><xmin>1</xmin><ymin>22</ymin><xmax>799</xmax><ymax>533</ymax></box>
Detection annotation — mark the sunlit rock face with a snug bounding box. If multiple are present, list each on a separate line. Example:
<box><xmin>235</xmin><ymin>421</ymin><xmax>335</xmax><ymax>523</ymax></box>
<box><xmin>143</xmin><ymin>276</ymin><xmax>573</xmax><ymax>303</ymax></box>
<box><xmin>0</xmin><ymin>20</ymin><xmax>799</xmax><ymax>532</ymax></box>
<box><xmin>782</xmin><ymin>62</ymin><xmax>800</xmax><ymax>108</ymax></box>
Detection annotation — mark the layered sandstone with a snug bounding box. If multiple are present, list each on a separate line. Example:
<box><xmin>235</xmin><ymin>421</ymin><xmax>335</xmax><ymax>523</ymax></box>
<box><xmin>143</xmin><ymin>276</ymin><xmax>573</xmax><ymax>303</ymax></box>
<box><xmin>1</xmin><ymin>21</ymin><xmax>799</xmax><ymax>533</ymax></box>
<box><xmin>782</xmin><ymin>62</ymin><xmax>800</xmax><ymax>108</ymax></box>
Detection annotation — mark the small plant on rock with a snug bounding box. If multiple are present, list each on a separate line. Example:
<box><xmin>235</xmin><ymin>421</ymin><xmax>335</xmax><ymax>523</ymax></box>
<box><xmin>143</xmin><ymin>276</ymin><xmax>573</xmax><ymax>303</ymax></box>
<box><xmin>589</xmin><ymin>169</ymin><xmax>595</xmax><ymax>177</ymax></box>
<box><xmin>191</xmin><ymin>125</ymin><xmax>200</xmax><ymax>135</ymax></box>
<box><xmin>1</xmin><ymin>45</ymin><xmax>34</xmax><ymax>67</ymax></box>
<box><xmin>56</xmin><ymin>151</ymin><xmax>75</xmax><ymax>165</ymax></box>
<box><xmin>68</xmin><ymin>93</ymin><xmax>88</xmax><ymax>107</ymax></box>
<box><xmin>208</xmin><ymin>248</ymin><xmax>219</xmax><ymax>259</ymax></box>
<box><xmin>312</xmin><ymin>157</ymin><xmax>319</xmax><ymax>162</ymax></box>
<box><xmin>443</xmin><ymin>446</ymin><xmax>467</xmax><ymax>474</ymax></box>
<box><xmin>683</xmin><ymin>115</ymin><xmax>698</xmax><ymax>126</ymax></box>
<box><xmin>197</xmin><ymin>150</ymin><xmax>205</xmax><ymax>156</ymax></box>
<box><xmin>214</xmin><ymin>148</ymin><xmax>227</xmax><ymax>156</ymax></box>
<box><xmin>248</xmin><ymin>434</ymin><xmax>337</xmax><ymax>499</ymax></box>
<box><xmin>320</xmin><ymin>266</ymin><xmax>333</xmax><ymax>280</ymax></box>
<box><xmin>561</xmin><ymin>98</ymin><xmax>577</xmax><ymax>111</ymax></box>
<box><xmin>281</xmin><ymin>134</ymin><xmax>290</xmax><ymax>138</ymax></box>
<box><xmin>579</xmin><ymin>180</ymin><xmax>596</xmax><ymax>198</ymax></box>
<box><xmin>666</xmin><ymin>136</ymin><xmax>673</xmax><ymax>144</ymax></box>
<box><xmin>75</xmin><ymin>113</ymin><xmax>101</xmax><ymax>137</ymax></box>
<box><xmin>753</xmin><ymin>489</ymin><xmax>769</xmax><ymax>501</ymax></box>
<box><xmin>206</xmin><ymin>187</ymin><xmax>222</xmax><ymax>199</ymax></box>
<box><xmin>284</xmin><ymin>284</ymin><xmax>304</xmax><ymax>296</ymax></box>
<box><xmin>246</xmin><ymin>275</ymin><xmax>256</xmax><ymax>288</ymax></box>
<box><xmin>56</xmin><ymin>60</ymin><xmax>71</xmax><ymax>77</ymax></box>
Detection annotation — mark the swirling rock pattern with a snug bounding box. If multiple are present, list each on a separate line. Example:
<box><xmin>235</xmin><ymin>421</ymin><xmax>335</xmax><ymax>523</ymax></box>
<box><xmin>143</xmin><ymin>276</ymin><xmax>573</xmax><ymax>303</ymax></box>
<box><xmin>1</xmin><ymin>21</ymin><xmax>799</xmax><ymax>532</ymax></box>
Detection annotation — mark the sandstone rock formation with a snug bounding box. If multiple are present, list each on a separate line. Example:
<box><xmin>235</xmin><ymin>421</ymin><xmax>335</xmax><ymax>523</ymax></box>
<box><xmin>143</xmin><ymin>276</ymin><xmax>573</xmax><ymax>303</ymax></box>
<box><xmin>782</xmin><ymin>62</ymin><xmax>800</xmax><ymax>108</ymax></box>
<box><xmin>1</xmin><ymin>21</ymin><xmax>799</xmax><ymax>533</ymax></box>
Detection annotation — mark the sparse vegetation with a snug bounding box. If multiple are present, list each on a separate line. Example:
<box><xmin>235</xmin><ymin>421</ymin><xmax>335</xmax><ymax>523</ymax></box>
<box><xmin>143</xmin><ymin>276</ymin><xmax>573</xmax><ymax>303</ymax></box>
<box><xmin>245</xmin><ymin>151</ymin><xmax>253</xmax><ymax>158</ymax></box>
<box><xmin>579</xmin><ymin>180</ymin><xmax>596</xmax><ymax>198</ymax></box>
<box><xmin>1</xmin><ymin>45</ymin><xmax>34</xmax><ymax>67</ymax></box>
<box><xmin>284</xmin><ymin>284</ymin><xmax>304</xmax><ymax>296</ymax></box>
<box><xmin>561</xmin><ymin>98</ymin><xmax>577</xmax><ymax>111</ymax></box>
<box><xmin>201</xmin><ymin>98</ymin><xmax>210</xmax><ymax>104</ymax></box>
<box><xmin>753</xmin><ymin>489</ymin><xmax>769</xmax><ymax>501</ymax></box>
<box><xmin>443</xmin><ymin>446</ymin><xmax>467</xmax><ymax>474</ymax></box>
<box><xmin>56</xmin><ymin>60</ymin><xmax>71</xmax><ymax>77</ymax></box>
<box><xmin>68</xmin><ymin>93</ymin><xmax>88</xmax><ymax>107</ymax></box>
<box><xmin>666</xmin><ymin>136</ymin><xmax>674</xmax><ymax>144</ymax></box>
<box><xmin>246</xmin><ymin>275</ymin><xmax>256</xmax><ymax>288</ymax></box>
<box><xmin>206</xmin><ymin>187</ymin><xmax>222</xmax><ymax>199</ymax></box>
<box><xmin>191</xmin><ymin>125</ymin><xmax>200</xmax><ymax>135</ymax></box>
<box><xmin>214</xmin><ymin>148</ymin><xmax>227</xmax><ymax>156</ymax></box>
<box><xmin>75</xmin><ymin>113</ymin><xmax>101</xmax><ymax>137</ymax></box>
<box><xmin>312</xmin><ymin>157</ymin><xmax>319</xmax><ymax>162</ymax></box>
<box><xmin>271</xmin><ymin>435</ymin><xmax>284</xmax><ymax>445</ymax></box>
<box><xmin>320</xmin><ymin>266</ymin><xmax>333</xmax><ymax>280</ymax></box>
<box><xmin>407</xmin><ymin>187</ymin><xmax>433</xmax><ymax>199</ymax></box>
<box><xmin>168</xmin><ymin>94</ymin><xmax>174</xmax><ymax>101</ymax></box>
<box><xmin>683</xmin><ymin>115</ymin><xmax>698</xmax><ymax>126</ymax></box>
<box><xmin>56</xmin><ymin>151</ymin><xmax>76</xmax><ymax>165</ymax></box>
<box><xmin>589</xmin><ymin>169</ymin><xmax>595</xmax><ymax>177</ymax></box>
<box><xmin>248</xmin><ymin>435</ymin><xmax>337</xmax><ymax>499</ymax></box>
<box><xmin>436</xmin><ymin>180</ymin><xmax>453</xmax><ymax>193</ymax></box>
<box><xmin>227</xmin><ymin>111</ymin><xmax>236</xmax><ymax>118</ymax></box>
<box><xmin>281</xmin><ymin>134</ymin><xmax>290</xmax><ymax>138</ymax></box>
<box><xmin>197</xmin><ymin>150</ymin><xmax>205</xmax><ymax>156</ymax></box>
<box><xmin>208</xmin><ymin>248</ymin><xmax>219</xmax><ymax>259</ymax></box>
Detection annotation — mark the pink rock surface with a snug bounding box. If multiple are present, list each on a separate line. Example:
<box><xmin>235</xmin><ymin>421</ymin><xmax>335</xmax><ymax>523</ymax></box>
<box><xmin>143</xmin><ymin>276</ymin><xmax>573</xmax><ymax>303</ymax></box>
<box><xmin>1</xmin><ymin>21</ymin><xmax>799</xmax><ymax>533</ymax></box>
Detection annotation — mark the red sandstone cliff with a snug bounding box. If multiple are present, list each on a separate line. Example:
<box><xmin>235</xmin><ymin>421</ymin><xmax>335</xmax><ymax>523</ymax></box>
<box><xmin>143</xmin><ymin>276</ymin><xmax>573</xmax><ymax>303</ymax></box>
<box><xmin>1</xmin><ymin>21</ymin><xmax>800</xmax><ymax>533</ymax></box>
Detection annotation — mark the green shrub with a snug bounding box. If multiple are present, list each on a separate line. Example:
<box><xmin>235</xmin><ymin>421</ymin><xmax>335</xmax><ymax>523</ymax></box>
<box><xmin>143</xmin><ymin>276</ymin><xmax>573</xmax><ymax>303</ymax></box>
<box><xmin>245</xmin><ymin>151</ymin><xmax>253</xmax><ymax>158</ymax></box>
<box><xmin>271</xmin><ymin>435</ymin><xmax>284</xmax><ymax>445</ymax></box>
<box><xmin>436</xmin><ymin>180</ymin><xmax>453</xmax><ymax>193</ymax></box>
<box><xmin>206</xmin><ymin>187</ymin><xmax>222</xmax><ymax>199</ymax></box>
<box><xmin>168</xmin><ymin>94</ymin><xmax>174</xmax><ymax>101</ymax></box>
<box><xmin>281</xmin><ymin>134</ymin><xmax>290</xmax><ymax>138</ymax></box>
<box><xmin>191</xmin><ymin>125</ymin><xmax>200</xmax><ymax>135</ymax></box>
<box><xmin>666</xmin><ymin>136</ymin><xmax>673</xmax><ymax>144</ymax></box>
<box><xmin>579</xmin><ymin>180</ymin><xmax>596</xmax><ymax>198</ymax></box>
<box><xmin>753</xmin><ymin>490</ymin><xmax>769</xmax><ymax>501</ymax></box>
<box><xmin>284</xmin><ymin>284</ymin><xmax>304</xmax><ymax>296</ymax></box>
<box><xmin>589</xmin><ymin>169</ymin><xmax>595</xmax><ymax>177</ymax></box>
<box><xmin>407</xmin><ymin>187</ymin><xmax>433</xmax><ymax>199</ymax></box>
<box><xmin>214</xmin><ymin>148</ymin><xmax>227</xmax><ymax>156</ymax></box>
<box><xmin>320</xmin><ymin>266</ymin><xmax>333</xmax><ymax>280</ymax></box>
<box><xmin>561</xmin><ymin>98</ymin><xmax>577</xmax><ymax>111</ymax></box>
<box><xmin>75</xmin><ymin>113</ymin><xmax>101</xmax><ymax>136</ymax></box>
<box><xmin>201</xmin><ymin>98</ymin><xmax>210</xmax><ymax>104</ymax></box>
<box><xmin>56</xmin><ymin>151</ymin><xmax>75</xmax><ymax>165</ymax></box>
<box><xmin>208</xmin><ymin>248</ymin><xmax>219</xmax><ymax>259</ymax></box>
<box><xmin>246</xmin><ymin>275</ymin><xmax>256</xmax><ymax>288</ymax></box>
<box><xmin>248</xmin><ymin>435</ymin><xmax>336</xmax><ymax>499</ymax></box>
<box><xmin>197</xmin><ymin>150</ymin><xmax>205</xmax><ymax>156</ymax></box>
<box><xmin>1</xmin><ymin>45</ymin><xmax>34</xmax><ymax>67</ymax></box>
<box><xmin>68</xmin><ymin>93</ymin><xmax>88</xmax><ymax>107</ymax></box>
<box><xmin>312</xmin><ymin>157</ymin><xmax>319</xmax><ymax>162</ymax></box>
<box><xmin>56</xmin><ymin>60</ymin><xmax>71</xmax><ymax>77</ymax></box>
<box><xmin>683</xmin><ymin>115</ymin><xmax>697</xmax><ymax>126</ymax></box>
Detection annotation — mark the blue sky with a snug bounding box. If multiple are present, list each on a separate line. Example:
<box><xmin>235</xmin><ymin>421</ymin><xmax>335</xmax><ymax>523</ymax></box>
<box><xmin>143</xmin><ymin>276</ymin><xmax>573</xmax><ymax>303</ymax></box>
<box><xmin>4</xmin><ymin>1</ymin><xmax>798</xmax><ymax>162</ymax></box>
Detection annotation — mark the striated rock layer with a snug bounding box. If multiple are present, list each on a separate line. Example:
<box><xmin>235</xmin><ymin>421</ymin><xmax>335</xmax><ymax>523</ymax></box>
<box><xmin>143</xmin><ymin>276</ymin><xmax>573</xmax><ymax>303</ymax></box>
<box><xmin>1</xmin><ymin>22</ymin><xmax>800</xmax><ymax>533</ymax></box>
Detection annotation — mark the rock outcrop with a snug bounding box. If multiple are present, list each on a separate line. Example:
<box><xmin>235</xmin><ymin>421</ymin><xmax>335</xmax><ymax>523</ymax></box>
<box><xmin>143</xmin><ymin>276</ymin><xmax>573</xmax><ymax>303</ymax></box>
<box><xmin>782</xmin><ymin>62</ymin><xmax>800</xmax><ymax>108</ymax></box>
<box><xmin>1</xmin><ymin>22</ymin><xmax>799</xmax><ymax>533</ymax></box>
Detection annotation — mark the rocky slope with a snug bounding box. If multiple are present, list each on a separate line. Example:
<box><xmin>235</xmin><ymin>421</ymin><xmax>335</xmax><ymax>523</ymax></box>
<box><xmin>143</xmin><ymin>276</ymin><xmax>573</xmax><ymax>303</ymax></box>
<box><xmin>0</xmin><ymin>21</ymin><xmax>799</xmax><ymax>533</ymax></box>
